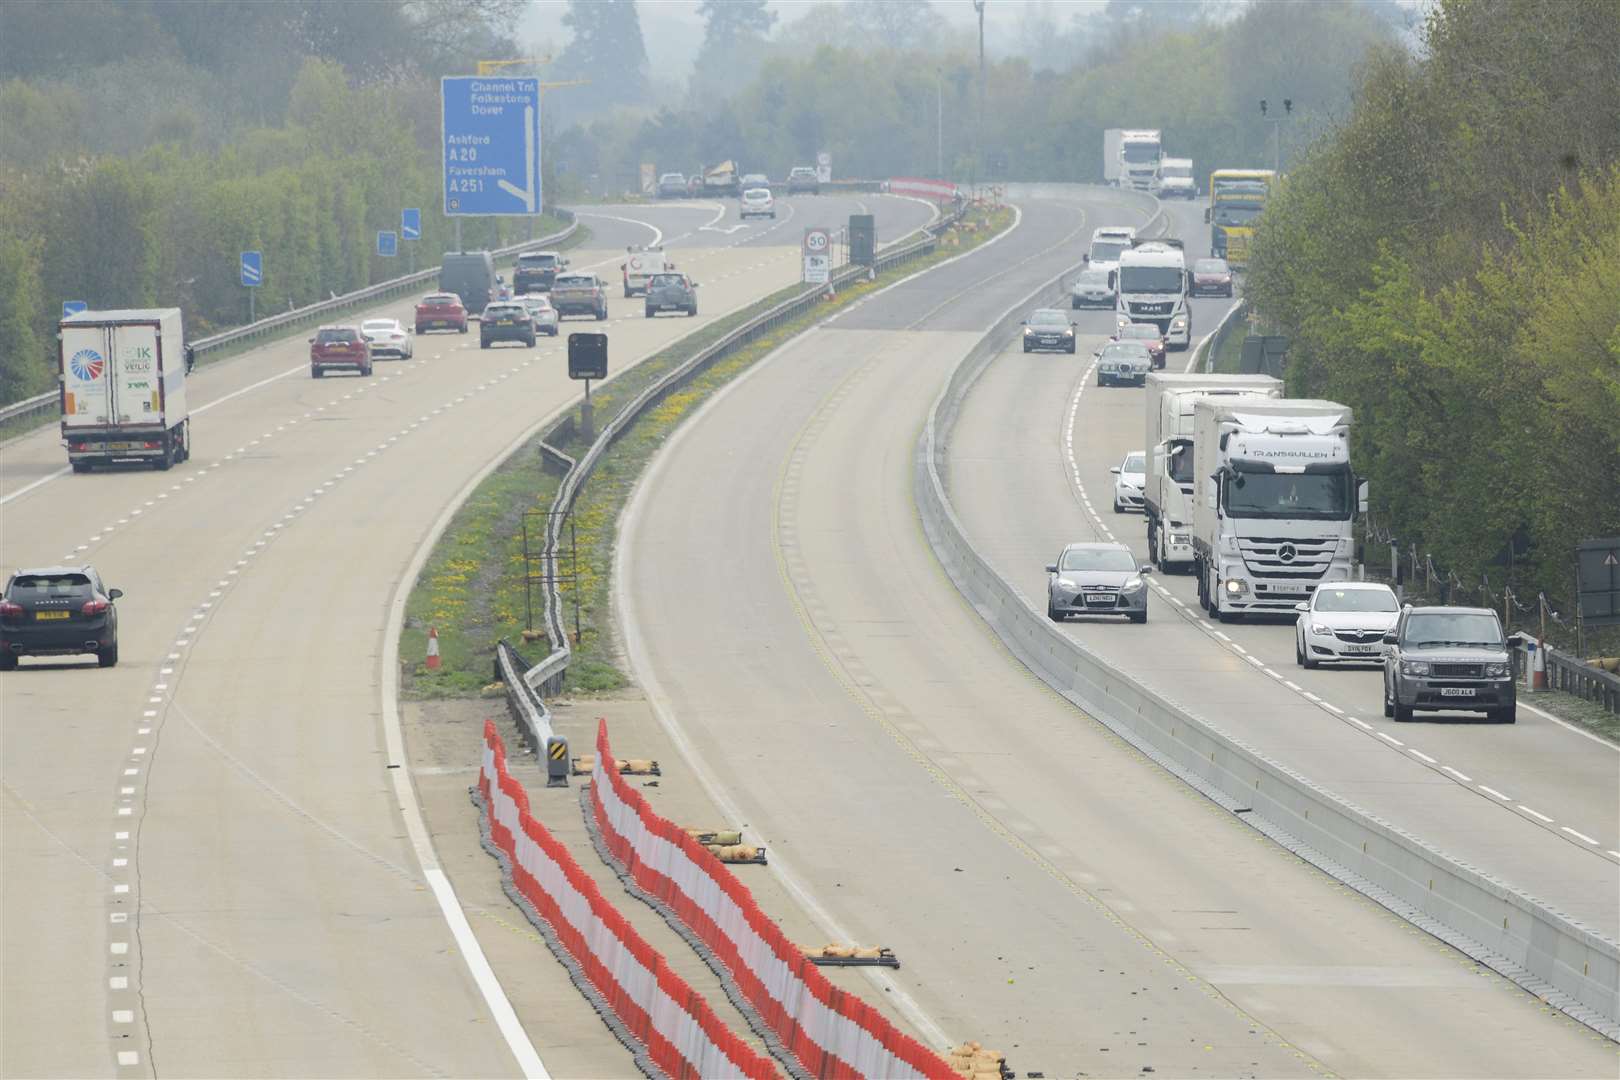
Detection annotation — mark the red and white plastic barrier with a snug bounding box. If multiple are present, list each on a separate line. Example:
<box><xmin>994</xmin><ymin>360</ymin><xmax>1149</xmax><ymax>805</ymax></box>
<box><xmin>885</xmin><ymin>177</ymin><xmax>961</xmax><ymax>203</ymax></box>
<box><xmin>478</xmin><ymin>721</ymin><xmax>777</xmax><ymax>1080</ymax></box>
<box><xmin>590</xmin><ymin>720</ymin><xmax>953</xmax><ymax>1080</ymax></box>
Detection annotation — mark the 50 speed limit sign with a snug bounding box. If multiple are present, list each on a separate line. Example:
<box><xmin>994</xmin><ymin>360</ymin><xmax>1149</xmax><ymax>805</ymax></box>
<box><xmin>802</xmin><ymin>228</ymin><xmax>830</xmax><ymax>255</ymax></box>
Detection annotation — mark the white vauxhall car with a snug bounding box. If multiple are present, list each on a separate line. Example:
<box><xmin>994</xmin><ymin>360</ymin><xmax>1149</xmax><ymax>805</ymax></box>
<box><xmin>1295</xmin><ymin>582</ymin><xmax>1401</xmax><ymax>668</ymax></box>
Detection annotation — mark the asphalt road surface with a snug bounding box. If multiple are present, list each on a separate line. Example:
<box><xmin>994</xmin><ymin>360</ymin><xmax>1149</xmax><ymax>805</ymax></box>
<box><xmin>617</xmin><ymin>187</ymin><xmax>1618</xmax><ymax>1076</ymax></box>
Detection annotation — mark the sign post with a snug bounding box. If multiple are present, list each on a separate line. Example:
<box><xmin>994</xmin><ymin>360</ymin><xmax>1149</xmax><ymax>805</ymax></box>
<box><xmin>441</xmin><ymin>76</ymin><xmax>543</xmax><ymax>253</ymax></box>
<box><xmin>816</xmin><ymin>151</ymin><xmax>831</xmax><ymax>185</ymax></box>
<box><xmin>802</xmin><ymin>228</ymin><xmax>831</xmax><ymax>287</ymax></box>
<box><xmin>401</xmin><ymin>209</ymin><xmax>421</xmax><ymax>273</ymax></box>
<box><xmin>568</xmin><ymin>332</ymin><xmax>608</xmax><ymax>441</ymax></box>
<box><xmin>240</xmin><ymin>250</ymin><xmax>262</xmax><ymax>323</ymax></box>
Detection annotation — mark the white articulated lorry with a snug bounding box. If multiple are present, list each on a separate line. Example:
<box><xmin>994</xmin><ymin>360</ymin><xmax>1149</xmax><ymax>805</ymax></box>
<box><xmin>1116</xmin><ymin>239</ymin><xmax>1192</xmax><ymax>350</ymax></box>
<box><xmin>1103</xmin><ymin>129</ymin><xmax>1124</xmax><ymax>186</ymax></box>
<box><xmin>1143</xmin><ymin>373</ymin><xmax>1283</xmax><ymax>572</ymax></box>
<box><xmin>1191</xmin><ymin>398</ymin><xmax>1364</xmax><ymax>622</ymax></box>
<box><xmin>59</xmin><ymin>308</ymin><xmax>190</xmax><ymax>472</ymax></box>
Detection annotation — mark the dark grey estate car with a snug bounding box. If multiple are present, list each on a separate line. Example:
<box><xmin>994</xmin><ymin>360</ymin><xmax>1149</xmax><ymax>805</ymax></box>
<box><xmin>1</xmin><ymin>566</ymin><xmax>122</xmax><ymax>668</ymax></box>
<box><xmin>479</xmin><ymin>302</ymin><xmax>536</xmax><ymax>348</ymax></box>
<box><xmin>1383</xmin><ymin>605</ymin><xmax>1522</xmax><ymax>723</ymax></box>
<box><xmin>1046</xmin><ymin>543</ymin><xmax>1151</xmax><ymax>623</ymax></box>
<box><xmin>645</xmin><ymin>272</ymin><xmax>698</xmax><ymax>317</ymax></box>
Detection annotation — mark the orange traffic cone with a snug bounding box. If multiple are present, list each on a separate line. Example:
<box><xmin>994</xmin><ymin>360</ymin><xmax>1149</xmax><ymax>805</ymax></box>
<box><xmin>425</xmin><ymin>627</ymin><xmax>442</xmax><ymax>671</ymax></box>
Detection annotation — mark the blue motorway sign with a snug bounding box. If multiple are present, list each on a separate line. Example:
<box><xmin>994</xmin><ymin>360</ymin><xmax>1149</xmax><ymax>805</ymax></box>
<box><xmin>62</xmin><ymin>300</ymin><xmax>87</xmax><ymax>318</ymax></box>
<box><xmin>441</xmin><ymin>77</ymin><xmax>542</xmax><ymax>216</ymax></box>
<box><xmin>401</xmin><ymin>208</ymin><xmax>422</xmax><ymax>240</ymax></box>
<box><xmin>378</xmin><ymin>230</ymin><xmax>398</xmax><ymax>257</ymax></box>
<box><xmin>240</xmin><ymin>250</ymin><xmax>262</xmax><ymax>287</ymax></box>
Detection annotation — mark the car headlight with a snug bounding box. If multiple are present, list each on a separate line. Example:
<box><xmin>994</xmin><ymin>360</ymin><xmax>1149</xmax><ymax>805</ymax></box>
<box><xmin>1056</xmin><ymin>577</ymin><xmax>1077</xmax><ymax>590</ymax></box>
<box><xmin>1224</xmin><ymin>577</ymin><xmax>1248</xmax><ymax>595</ymax></box>
<box><xmin>1485</xmin><ymin>662</ymin><xmax>1509</xmax><ymax>677</ymax></box>
<box><xmin>1063</xmin><ymin>329</ymin><xmax>1074</xmax><ymax>337</ymax></box>
<box><xmin>1400</xmin><ymin>659</ymin><xmax>1430</xmax><ymax>676</ymax></box>
<box><xmin>1310</xmin><ymin>623</ymin><xmax>1334</xmax><ymax>636</ymax></box>
<box><xmin>1121</xmin><ymin>577</ymin><xmax>1145</xmax><ymax>593</ymax></box>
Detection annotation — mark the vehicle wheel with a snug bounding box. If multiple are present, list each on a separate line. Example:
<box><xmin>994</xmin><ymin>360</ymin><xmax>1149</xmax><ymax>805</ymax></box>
<box><xmin>1128</xmin><ymin>610</ymin><xmax>1147</xmax><ymax>624</ymax></box>
<box><xmin>1196</xmin><ymin>561</ymin><xmax>1209</xmax><ymax>610</ymax></box>
<box><xmin>1392</xmin><ymin>696</ymin><xmax>1413</xmax><ymax>723</ymax></box>
<box><xmin>1300</xmin><ymin>637</ymin><xmax>1318</xmax><ymax>669</ymax></box>
<box><xmin>597</xmin><ymin>307</ymin><xmax>607</xmax><ymax>321</ymax></box>
<box><xmin>154</xmin><ymin>435</ymin><xmax>174</xmax><ymax>471</ymax></box>
<box><xmin>71</xmin><ymin>461</ymin><xmax>91</xmax><ymax>474</ymax></box>
<box><xmin>459</xmin><ymin>323</ymin><xmax>468</xmax><ymax>334</ymax></box>
<box><xmin>312</xmin><ymin>367</ymin><xmax>324</xmax><ymax>378</ymax></box>
<box><xmin>415</xmin><ymin>325</ymin><xmax>425</xmax><ymax>335</ymax></box>
<box><xmin>1067</xmin><ymin>344</ymin><xmax>1076</xmax><ymax>354</ymax></box>
<box><xmin>525</xmin><ymin>336</ymin><xmax>535</xmax><ymax>347</ymax></box>
<box><xmin>178</xmin><ymin>422</ymin><xmax>191</xmax><ymax>462</ymax></box>
<box><xmin>1046</xmin><ymin>596</ymin><xmax>1064</xmax><ymax>623</ymax></box>
<box><xmin>645</xmin><ymin>307</ymin><xmax>655</xmax><ymax>318</ymax></box>
<box><xmin>1072</xmin><ymin>298</ymin><xmax>1082</xmax><ymax>310</ymax></box>
<box><xmin>0</xmin><ymin>652</ymin><xmax>16</xmax><ymax>671</ymax></box>
<box><xmin>687</xmin><ymin>305</ymin><xmax>697</xmax><ymax>316</ymax></box>
<box><xmin>1491</xmin><ymin>706</ymin><xmax>1517</xmax><ymax>724</ymax></box>
<box><xmin>98</xmin><ymin>644</ymin><xmax>119</xmax><ymax>668</ymax></box>
<box><xmin>1147</xmin><ymin>524</ymin><xmax>1160</xmax><ymax>568</ymax></box>
<box><xmin>480</xmin><ymin>339</ymin><xmax>490</xmax><ymax>349</ymax></box>
<box><xmin>363</xmin><ymin>362</ymin><xmax>374</xmax><ymax>376</ymax></box>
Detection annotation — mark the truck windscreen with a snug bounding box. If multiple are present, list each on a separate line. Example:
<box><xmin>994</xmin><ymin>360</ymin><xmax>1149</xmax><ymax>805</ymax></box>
<box><xmin>1119</xmin><ymin>266</ymin><xmax>1184</xmax><ymax>294</ymax></box>
<box><xmin>1122</xmin><ymin>145</ymin><xmax>1160</xmax><ymax>163</ymax></box>
<box><xmin>1223</xmin><ymin>467</ymin><xmax>1351</xmax><ymax>520</ymax></box>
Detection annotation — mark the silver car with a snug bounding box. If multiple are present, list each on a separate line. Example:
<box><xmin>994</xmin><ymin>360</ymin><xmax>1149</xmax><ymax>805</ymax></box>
<box><xmin>1045</xmin><ymin>542</ymin><xmax>1151</xmax><ymax>623</ymax></box>
<box><xmin>516</xmin><ymin>293</ymin><xmax>560</xmax><ymax>336</ymax></box>
<box><xmin>1070</xmin><ymin>268</ymin><xmax>1114</xmax><ymax>309</ymax></box>
<box><xmin>1094</xmin><ymin>341</ymin><xmax>1152</xmax><ymax>386</ymax></box>
<box><xmin>1111</xmin><ymin>450</ymin><xmax>1146</xmax><ymax>513</ymax></box>
<box><xmin>1295</xmin><ymin>582</ymin><xmax>1400</xmax><ymax>668</ymax></box>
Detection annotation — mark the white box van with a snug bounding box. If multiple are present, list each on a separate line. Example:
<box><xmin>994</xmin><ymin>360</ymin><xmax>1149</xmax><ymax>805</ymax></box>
<box><xmin>59</xmin><ymin>308</ymin><xmax>190</xmax><ymax>472</ymax></box>
<box><xmin>620</xmin><ymin>246</ymin><xmax>674</xmax><ymax>298</ymax></box>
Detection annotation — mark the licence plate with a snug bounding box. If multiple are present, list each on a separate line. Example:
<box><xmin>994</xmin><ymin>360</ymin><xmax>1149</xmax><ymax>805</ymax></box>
<box><xmin>1270</xmin><ymin>584</ymin><xmax>1308</xmax><ymax>594</ymax></box>
<box><xmin>497</xmin><ymin>319</ymin><xmax>515</xmax><ymax>325</ymax></box>
<box><xmin>1439</xmin><ymin>687</ymin><xmax>1476</xmax><ymax>697</ymax></box>
<box><xmin>35</xmin><ymin>611</ymin><xmax>70</xmax><ymax>621</ymax></box>
<box><xmin>1085</xmin><ymin>593</ymin><xmax>1114</xmax><ymax>604</ymax></box>
<box><xmin>1344</xmin><ymin>644</ymin><xmax>1376</xmax><ymax>654</ymax></box>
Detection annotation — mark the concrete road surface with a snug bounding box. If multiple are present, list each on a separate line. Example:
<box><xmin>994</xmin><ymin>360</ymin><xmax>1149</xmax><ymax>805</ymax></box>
<box><xmin>618</xmin><ymin>190</ymin><xmax>1618</xmax><ymax>1076</ymax></box>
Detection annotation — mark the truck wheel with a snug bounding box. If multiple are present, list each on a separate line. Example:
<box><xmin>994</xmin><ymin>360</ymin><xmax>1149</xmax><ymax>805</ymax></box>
<box><xmin>71</xmin><ymin>461</ymin><xmax>91</xmax><ymax>474</ymax></box>
<box><xmin>154</xmin><ymin>435</ymin><xmax>174</xmax><ymax>472</ymax></box>
<box><xmin>178</xmin><ymin>422</ymin><xmax>191</xmax><ymax>462</ymax></box>
<box><xmin>98</xmin><ymin>643</ymin><xmax>119</xmax><ymax>668</ymax></box>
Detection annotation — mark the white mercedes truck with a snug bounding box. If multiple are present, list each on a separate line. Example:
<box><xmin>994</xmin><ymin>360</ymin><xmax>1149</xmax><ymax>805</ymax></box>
<box><xmin>1143</xmin><ymin>373</ymin><xmax>1283</xmax><ymax>572</ymax></box>
<box><xmin>59</xmin><ymin>307</ymin><xmax>190</xmax><ymax>472</ymax></box>
<box><xmin>1191</xmin><ymin>398</ymin><xmax>1364</xmax><ymax>622</ymax></box>
<box><xmin>1116</xmin><ymin>239</ymin><xmax>1191</xmax><ymax>350</ymax></box>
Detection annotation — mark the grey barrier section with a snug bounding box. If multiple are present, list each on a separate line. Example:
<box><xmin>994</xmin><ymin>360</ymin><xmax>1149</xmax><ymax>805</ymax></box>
<box><xmin>518</xmin><ymin>205</ymin><xmax>967</xmax><ymax>712</ymax></box>
<box><xmin>1195</xmin><ymin>298</ymin><xmax>1247</xmax><ymax>374</ymax></box>
<box><xmin>1546</xmin><ymin>647</ymin><xmax>1620</xmax><ymax>712</ymax></box>
<box><xmin>0</xmin><ymin>214</ymin><xmax>579</xmax><ymax>429</ymax></box>
<box><xmin>914</xmin><ymin>219</ymin><xmax>1620</xmax><ymax>1038</ymax></box>
<box><xmin>495</xmin><ymin>639</ymin><xmax>570</xmax><ymax>786</ymax></box>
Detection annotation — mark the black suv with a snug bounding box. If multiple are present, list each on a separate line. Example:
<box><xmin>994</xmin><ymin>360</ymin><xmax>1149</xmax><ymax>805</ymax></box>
<box><xmin>479</xmin><ymin>302</ymin><xmax>536</xmax><ymax>348</ymax></box>
<box><xmin>1</xmin><ymin>566</ymin><xmax>122</xmax><ymax>669</ymax></box>
<box><xmin>1383</xmin><ymin>605</ymin><xmax>1521</xmax><ymax>723</ymax></box>
<box><xmin>786</xmin><ymin>166</ymin><xmax>820</xmax><ymax>195</ymax></box>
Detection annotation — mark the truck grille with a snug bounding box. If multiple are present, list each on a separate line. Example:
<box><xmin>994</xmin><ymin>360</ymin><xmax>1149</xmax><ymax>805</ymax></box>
<box><xmin>1432</xmin><ymin>663</ymin><xmax>1484</xmax><ymax>677</ymax></box>
<box><xmin>1129</xmin><ymin>302</ymin><xmax>1173</xmax><ymax>316</ymax></box>
<box><xmin>1237</xmin><ymin>536</ymin><xmax>1337</xmax><ymax>579</ymax></box>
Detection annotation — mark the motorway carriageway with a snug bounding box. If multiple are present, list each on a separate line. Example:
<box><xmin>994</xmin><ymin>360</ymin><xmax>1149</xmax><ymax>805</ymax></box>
<box><xmin>0</xmin><ymin>192</ymin><xmax>934</xmax><ymax>1078</ymax></box>
<box><xmin>618</xmin><ymin>185</ymin><xmax>1617</xmax><ymax>1077</ymax></box>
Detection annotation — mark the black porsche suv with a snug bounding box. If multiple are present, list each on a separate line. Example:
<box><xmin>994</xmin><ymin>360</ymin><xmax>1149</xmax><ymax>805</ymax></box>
<box><xmin>1</xmin><ymin>566</ymin><xmax>123</xmax><ymax>669</ymax></box>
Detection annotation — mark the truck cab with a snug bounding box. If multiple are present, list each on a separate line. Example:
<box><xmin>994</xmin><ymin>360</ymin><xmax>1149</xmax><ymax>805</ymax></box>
<box><xmin>1119</xmin><ymin>129</ymin><xmax>1163</xmax><ymax>191</ymax></box>
<box><xmin>1115</xmin><ymin>239</ymin><xmax>1191</xmax><ymax>350</ymax></box>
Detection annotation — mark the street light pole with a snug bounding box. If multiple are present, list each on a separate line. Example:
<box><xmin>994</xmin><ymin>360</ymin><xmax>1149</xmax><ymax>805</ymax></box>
<box><xmin>936</xmin><ymin>69</ymin><xmax>944</xmax><ymax>178</ymax></box>
<box><xmin>973</xmin><ymin>0</ymin><xmax>986</xmax><ymax>179</ymax></box>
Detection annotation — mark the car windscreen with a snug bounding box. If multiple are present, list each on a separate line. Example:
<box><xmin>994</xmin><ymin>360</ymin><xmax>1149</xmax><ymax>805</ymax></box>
<box><xmin>317</xmin><ymin>329</ymin><xmax>356</xmax><ymax>343</ymax></box>
<box><xmin>1028</xmin><ymin>311</ymin><xmax>1067</xmax><ymax>326</ymax></box>
<box><xmin>1123</xmin><ymin>452</ymin><xmax>1145</xmax><ymax>472</ymax></box>
<box><xmin>1119</xmin><ymin>266</ymin><xmax>1184</xmax><ymax>293</ymax></box>
<box><xmin>649</xmin><ymin>274</ymin><xmax>685</xmax><ymax>288</ymax></box>
<box><xmin>743</xmin><ymin>189</ymin><xmax>770</xmax><ymax>198</ymax></box>
<box><xmin>10</xmin><ymin>573</ymin><xmax>92</xmax><ymax>595</ymax></box>
<box><xmin>362</xmin><ymin>320</ymin><xmax>396</xmax><ymax>331</ymax></box>
<box><xmin>1060</xmin><ymin>548</ymin><xmax>1137</xmax><ymax>572</ymax></box>
<box><xmin>1090</xmin><ymin>241</ymin><xmax>1126</xmax><ymax>263</ymax></box>
<box><xmin>1194</xmin><ymin>260</ymin><xmax>1228</xmax><ymax>274</ymax></box>
<box><xmin>1314</xmin><ymin>588</ymin><xmax>1398</xmax><ymax>613</ymax></box>
<box><xmin>1077</xmin><ymin>270</ymin><xmax>1110</xmax><ymax>285</ymax></box>
<box><xmin>485</xmin><ymin>306</ymin><xmax>523</xmax><ymax>317</ymax></box>
<box><xmin>553</xmin><ymin>277</ymin><xmax>589</xmax><ymax>288</ymax></box>
<box><xmin>1101</xmin><ymin>343</ymin><xmax>1149</xmax><ymax>359</ymax></box>
<box><xmin>423</xmin><ymin>295</ymin><xmax>458</xmax><ymax>305</ymax></box>
<box><xmin>519</xmin><ymin>254</ymin><xmax>558</xmax><ymax>267</ymax></box>
<box><xmin>1120</xmin><ymin>325</ymin><xmax>1158</xmax><ymax>339</ymax></box>
<box><xmin>1403</xmin><ymin>612</ymin><xmax>1504</xmax><ymax>648</ymax></box>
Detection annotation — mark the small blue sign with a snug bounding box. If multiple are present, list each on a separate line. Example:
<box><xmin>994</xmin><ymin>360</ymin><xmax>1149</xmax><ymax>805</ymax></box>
<box><xmin>378</xmin><ymin>230</ymin><xmax>398</xmax><ymax>258</ymax></box>
<box><xmin>441</xmin><ymin>77</ymin><xmax>542</xmax><ymax>217</ymax></box>
<box><xmin>240</xmin><ymin>250</ymin><xmax>263</xmax><ymax>287</ymax></box>
<box><xmin>62</xmin><ymin>300</ymin><xmax>88</xmax><ymax>318</ymax></box>
<box><xmin>401</xmin><ymin>208</ymin><xmax>422</xmax><ymax>240</ymax></box>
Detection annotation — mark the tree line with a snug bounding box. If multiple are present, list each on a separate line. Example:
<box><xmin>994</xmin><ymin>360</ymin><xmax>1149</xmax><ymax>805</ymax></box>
<box><xmin>1244</xmin><ymin>0</ymin><xmax>1620</xmax><ymax>618</ymax></box>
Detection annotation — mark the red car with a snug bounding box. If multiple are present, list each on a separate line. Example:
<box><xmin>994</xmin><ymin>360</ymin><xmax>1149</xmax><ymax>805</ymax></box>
<box><xmin>414</xmin><ymin>293</ymin><xmax>469</xmax><ymax>334</ymax></box>
<box><xmin>1190</xmin><ymin>257</ymin><xmax>1235</xmax><ymax>297</ymax></box>
<box><xmin>1113</xmin><ymin>322</ymin><xmax>1167</xmax><ymax>369</ymax></box>
<box><xmin>309</xmin><ymin>325</ymin><xmax>372</xmax><ymax>378</ymax></box>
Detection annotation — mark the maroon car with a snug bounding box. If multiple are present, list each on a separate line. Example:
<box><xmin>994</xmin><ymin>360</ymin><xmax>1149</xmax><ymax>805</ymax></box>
<box><xmin>415</xmin><ymin>293</ymin><xmax>469</xmax><ymax>334</ymax></box>
<box><xmin>1113</xmin><ymin>322</ymin><xmax>1167</xmax><ymax>369</ymax></box>
<box><xmin>1191</xmin><ymin>257</ymin><xmax>1235</xmax><ymax>297</ymax></box>
<box><xmin>309</xmin><ymin>325</ymin><xmax>373</xmax><ymax>378</ymax></box>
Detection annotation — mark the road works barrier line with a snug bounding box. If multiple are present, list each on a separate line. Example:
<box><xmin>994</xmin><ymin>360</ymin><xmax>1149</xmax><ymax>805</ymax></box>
<box><xmin>589</xmin><ymin>721</ymin><xmax>953</xmax><ymax>1080</ymax></box>
<box><xmin>914</xmin><ymin>259</ymin><xmax>1620</xmax><ymax>1040</ymax></box>
<box><xmin>476</xmin><ymin>721</ymin><xmax>778</xmax><ymax>1079</ymax></box>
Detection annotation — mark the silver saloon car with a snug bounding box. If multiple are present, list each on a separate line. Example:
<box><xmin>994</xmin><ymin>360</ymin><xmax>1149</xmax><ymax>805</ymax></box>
<box><xmin>1295</xmin><ymin>582</ymin><xmax>1400</xmax><ymax>667</ymax></box>
<box><xmin>1046</xmin><ymin>542</ymin><xmax>1150</xmax><ymax>623</ymax></box>
<box><xmin>1095</xmin><ymin>341</ymin><xmax>1153</xmax><ymax>386</ymax></box>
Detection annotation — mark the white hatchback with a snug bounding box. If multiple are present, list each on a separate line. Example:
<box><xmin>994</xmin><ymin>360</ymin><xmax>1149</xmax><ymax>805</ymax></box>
<box><xmin>1111</xmin><ymin>450</ymin><xmax>1146</xmax><ymax>513</ymax></box>
<box><xmin>740</xmin><ymin>187</ymin><xmax>776</xmax><ymax>219</ymax></box>
<box><xmin>1295</xmin><ymin>582</ymin><xmax>1401</xmax><ymax>667</ymax></box>
<box><xmin>360</xmin><ymin>318</ymin><xmax>413</xmax><ymax>359</ymax></box>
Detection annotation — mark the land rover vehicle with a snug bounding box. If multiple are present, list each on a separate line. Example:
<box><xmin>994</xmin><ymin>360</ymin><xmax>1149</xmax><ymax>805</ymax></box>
<box><xmin>1383</xmin><ymin>606</ymin><xmax>1521</xmax><ymax>723</ymax></box>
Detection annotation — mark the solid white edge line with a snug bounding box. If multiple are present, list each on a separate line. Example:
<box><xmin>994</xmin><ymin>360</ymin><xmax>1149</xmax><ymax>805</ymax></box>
<box><xmin>381</xmin><ymin>417</ymin><xmax>558</xmax><ymax>1080</ymax></box>
<box><xmin>1519</xmin><ymin>698</ymin><xmax>1620</xmax><ymax>750</ymax></box>
<box><xmin>611</xmin><ymin>237</ymin><xmax>1007</xmax><ymax>1050</ymax></box>
<box><xmin>571</xmin><ymin>210</ymin><xmax>663</xmax><ymax>250</ymax></box>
